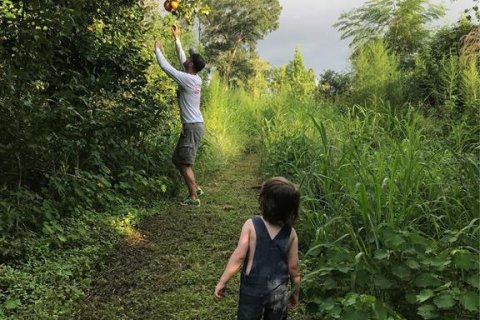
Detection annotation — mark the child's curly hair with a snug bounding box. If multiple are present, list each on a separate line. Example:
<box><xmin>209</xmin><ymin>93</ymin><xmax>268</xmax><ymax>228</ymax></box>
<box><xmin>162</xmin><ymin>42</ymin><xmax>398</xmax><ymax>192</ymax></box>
<box><xmin>259</xmin><ymin>177</ymin><xmax>300</xmax><ymax>226</ymax></box>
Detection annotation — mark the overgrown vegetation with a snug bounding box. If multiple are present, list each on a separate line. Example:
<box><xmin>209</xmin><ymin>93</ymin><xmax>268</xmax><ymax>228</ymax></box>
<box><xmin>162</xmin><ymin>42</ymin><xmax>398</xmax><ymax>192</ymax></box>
<box><xmin>254</xmin><ymin>3</ymin><xmax>479</xmax><ymax>318</ymax></box>
<box><xmin>201</xmin><ymin>1</ymin><xmax>479</xmax><ymax>318</ymax></box>
<box><xmin>259</xmin><ymin>97</ymin><xmax>479</xmax><ymax>319</ymax></box>
<box><xmin>0</xmin><ymin>0</ymin><xmax>208</xmax><ymax>317</ymax></box>
<box><xmin>1</xmin><ymin>0</ymin><xmax>478</xmax><ymax>319</ymax></box>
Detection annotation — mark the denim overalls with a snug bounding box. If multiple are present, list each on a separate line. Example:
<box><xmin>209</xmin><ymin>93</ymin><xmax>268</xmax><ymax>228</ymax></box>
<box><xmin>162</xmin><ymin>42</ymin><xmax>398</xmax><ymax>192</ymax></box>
<box><xmin>237</xmin><ymin>216</ymin><xmax>292</xmax><ymax>320</ymax></box>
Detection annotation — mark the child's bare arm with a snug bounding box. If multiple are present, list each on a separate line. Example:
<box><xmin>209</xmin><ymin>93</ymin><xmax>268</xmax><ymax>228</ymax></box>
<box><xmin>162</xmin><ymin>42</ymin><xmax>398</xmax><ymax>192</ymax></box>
<box><xmin>288</xmin><ymin>228</ymin><xmax>300</xmax><ymax>308</ymax></box>
<box><xmin>214</xmin><ymin>220</ymin><xmax>252</xmax><ymax>299</ymax></box>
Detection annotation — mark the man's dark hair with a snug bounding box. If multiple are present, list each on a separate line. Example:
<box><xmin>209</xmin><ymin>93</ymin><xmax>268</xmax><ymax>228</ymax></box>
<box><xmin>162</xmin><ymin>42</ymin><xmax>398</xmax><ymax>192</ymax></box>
<box><xmin>259</xmin><ymin>177</ymin><xmax>300</xmax><ymax>226</ymax></box>
<box><xmin>192</xmin><ymin>53</ymin><xmax>206</xmax><ymax>73</ymax></box>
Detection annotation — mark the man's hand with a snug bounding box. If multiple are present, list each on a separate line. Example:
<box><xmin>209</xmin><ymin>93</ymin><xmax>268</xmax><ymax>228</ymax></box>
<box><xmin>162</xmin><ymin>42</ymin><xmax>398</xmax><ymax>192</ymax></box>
<box><xmin>171</xmin><ymin>24</ymin><xmax>180</xmax><ymax>40</ymax></box>
<box><xmin>214</xmin><ymin>282</ymin><xmax>226</xmax><ymax>300</ymax></box>
<box><xmin>155</xmin><ymin>40</ymin><xmax>162</xmax><ymax>50</ymax></box>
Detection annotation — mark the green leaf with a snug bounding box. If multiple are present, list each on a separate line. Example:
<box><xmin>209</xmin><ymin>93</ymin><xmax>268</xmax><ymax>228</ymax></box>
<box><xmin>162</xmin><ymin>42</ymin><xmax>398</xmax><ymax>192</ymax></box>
<box><xmin>320</xmin><ymin>299</ymin><xmax>336</xmax><ymax>311</ymax></box>
<box><xmin>42</xmin><ymin>224</ymin><xmax>54</xmax><ymax>235</ymax></box>
<box><xmin>453</xmin><ymin>250</ymin><xmax>478</xmax><ymax>270</ymax></box>
<box><xmin>343</xmin><ymin>310</ymin><xmax>370</xmax><ymax>320</ymax></box>
<box><xmin>373</xmin><ymin>300</ymin><xmax>389</xmax><ymax>320</ymax></box>
<box><xmin>100</xmin><ymin>165</ymin><xmax>111</xmax><ymax>174</ymax></box>
<box><xmin>97</xmin><ymin>177</ymin><xmax>112</xmax><ymax>189</ymax></box>
<box><xmin>337</xmin><ymin>266</ymin><xmax>353</xmax><ymax>273</ymax></box>
<box><xmin>392</xmin><ymin>264</ymin><xmax>412</xmax><ymax>280</ymax></box>
<box><xmin>466</xmin><ymin>275</ymin><xmax>480</xmax><ymax>289</ymax></box>
<box><xmin>423</xmin><ymin>256</ymin><xmax>450</xmax><ymax>269</ymax></box>
<box><xmin>323</xmin><ymin>278</ymin><xmax>338</xmax><ymax>290</ymax></box>
<box><xmin>343</xmin><ymin>293</ymin><xmax>359</xmax><ymax>306</ymax></box>
<box><xmin>355</xmin><ymin>252</ymin><xmax>364</xmax><ymax>264</ymax></box>
<box><xmin>3</xmin><ymin>298</ymin><xmax>21</xmax><ymax>310</ymax></box>
<box><xmin>374</xmin><ymin>274</ymin><xmax>393</xmax><ymax>289</ymax></box>
<box><xmin>433</xmin><ymin>294</ymin><xmax>455</xmax><ymax>309</ymax></box>
<box><xmin>329</xmin><ymin>306</ymin><xmax>342</xmax><ymax>318</ymax></box>
<box><xmin>406</xmin><ymin>293</ymin><xmax>417</xmax><ymax>304</ymax></box>
<box><xmin>417</xmin><ymin>304</ymin><xmax>439</xmax><ymax>319</ymax></box>
<box><xmin>405</xmin><ymin>259</ymin><xmax>420</xmax><ymax>269</ymax></box>
<box><xmin>416</xmin><ymin>289</ymin><xmax>434</xmax><ymax>303</ymax></box>
<box><xmin>415</xmin><ymin>273</ymin><xmax>442</xmax><ymax>288</ymax></box>
<box><xmin>384</xmin><ymin>232</ymin><xmax>405</xmax><ymax>249</ymax></box>
<box><xmin>461</xmin><ymin>292</ymin><xmax>480</xmax><ymax>312</ymax></box>
<box><xmin>374</xmin><ymin>249</ymin><xmax>390</xmax><ymax>260</ymax></box>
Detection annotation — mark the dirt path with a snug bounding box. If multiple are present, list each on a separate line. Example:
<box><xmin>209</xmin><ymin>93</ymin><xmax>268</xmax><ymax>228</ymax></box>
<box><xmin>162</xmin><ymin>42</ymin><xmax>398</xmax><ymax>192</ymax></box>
<box><xmin>74</xmin><ymin>153</ymin><xmax>307</xmax><ymax>320</ymax></box>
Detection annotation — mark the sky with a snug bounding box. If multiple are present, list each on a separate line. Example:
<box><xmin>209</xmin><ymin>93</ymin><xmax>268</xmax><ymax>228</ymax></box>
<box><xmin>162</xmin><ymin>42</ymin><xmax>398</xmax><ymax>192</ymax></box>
<box><xmin>256</xmin><ymin>0</ymin><xmax>474</xmax><ymax>75</ymax></box>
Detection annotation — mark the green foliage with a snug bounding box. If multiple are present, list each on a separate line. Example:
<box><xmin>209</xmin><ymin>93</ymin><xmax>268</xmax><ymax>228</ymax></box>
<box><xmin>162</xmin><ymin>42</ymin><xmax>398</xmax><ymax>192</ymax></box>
<box><xmin>317</xmin><ymin>69</ymin><xmax>353</xmax><ymax>101</ymax></box>
<box><xmin>460</xmin><ymin>57</ymin><xmax>480</xmax><ymax>120</ymax></box>
<box><xmin>256</xmin><ymin>86</ymin><xmax>479</xmax><ymax>319</ymax></box>
<box><xmin>0</xmin><ymin>1</ymin><xmax>204</xmax><ymax>317</ymax></box>
<box><xmin>162</xmin><ymin>0</ymin><xmax>210</xmax><ymax>24</ymax></box>
<box><xmin>0</xmin><ymin>0</ymin><xmax>179</xmax><ymax>236</ymax></box>
<box><xmin>302</xmin><ymin>221</ymin><xmax>479</xmax><ymax>319</ymax></box>
<box><xmin>351</xmin><ymin>41</ymin><xmax>404</xmax><ymax>106</ymax></box>
<box><xmin>285</xmin><ymin>48</ymin><xmax>317</xmax><ymax>100</ymax></box>
<box><xmin>243</xmin><ymin>54</ymin><xmax>271</xmax><ymax>99</ymax></box>
<box><xmin>269</xmin><ymin>65</ymin><xmax>290</xmax><ymax>93</ymax></box>
<box><xmin>269</xmin><ymin>48</ymin><xmax>317</xmax><ymax>101</ymax></box>
<box><xmin>406</xmin><ymin>21</ymin><xmax>479</xmax><ymax>117</ymax></box>
<box><xmin>202</xmin><ymin>74</ymin><xmax>263</xmax><ymax>166</ymax></box>
<box><xmin>0</xmin><ymin>206</ymin><xmax>158</xmax><ymax>319</ymax></box>
<box><xmin>0</xmin><ymin>1</ymin><xmax>478</xmax><ymax>319</ymax></box>
<box><xmin>335</xmin><ymin>0</ymin><xmax>445</xmax><ymax>65</ymax></box>
<box><xmin>438</xmin><ymin>54</ymin><xmax>461</xmax><ymax>116</ymax></box>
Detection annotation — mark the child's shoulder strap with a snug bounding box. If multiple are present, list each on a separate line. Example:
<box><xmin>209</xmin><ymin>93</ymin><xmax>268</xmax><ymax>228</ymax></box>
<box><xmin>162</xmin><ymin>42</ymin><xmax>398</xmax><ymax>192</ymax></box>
<box><xmin>251</xmin><ymin>215</ymin><xmax>268</xmax><ymax>239</ymax></box>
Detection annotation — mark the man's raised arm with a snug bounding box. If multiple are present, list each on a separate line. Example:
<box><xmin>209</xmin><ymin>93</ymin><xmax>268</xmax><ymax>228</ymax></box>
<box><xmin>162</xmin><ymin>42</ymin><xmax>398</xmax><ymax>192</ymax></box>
<box><xmin>154</xmin><ymin>40</ymin><xmax>190</xmax><ymax>89</ymax></box>
<box><xmin>172</xmin><ymin>25</ymin><xmax>187</xmax><ymax>69</ymax></box>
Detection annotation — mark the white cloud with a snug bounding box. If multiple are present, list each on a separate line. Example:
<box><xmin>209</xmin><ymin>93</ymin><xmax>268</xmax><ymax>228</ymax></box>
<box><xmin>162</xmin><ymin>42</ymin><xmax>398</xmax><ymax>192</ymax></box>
<box><xmin>257</xmin><ymin>0</ymin><xmax>473</xmax><ymax>75</ymax></box>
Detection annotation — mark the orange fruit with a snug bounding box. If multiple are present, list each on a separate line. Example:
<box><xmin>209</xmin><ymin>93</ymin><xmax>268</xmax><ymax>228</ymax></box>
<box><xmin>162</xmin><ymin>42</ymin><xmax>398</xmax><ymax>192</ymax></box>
<box><xmin>170</xmin><ymin>0</ymin><xmax>179</xmax><ymax>11</ymax></box>
<box><xmin>164</xmin><ymin>1</ymin><xmax>172</xmax><ymax>12</ymax></box>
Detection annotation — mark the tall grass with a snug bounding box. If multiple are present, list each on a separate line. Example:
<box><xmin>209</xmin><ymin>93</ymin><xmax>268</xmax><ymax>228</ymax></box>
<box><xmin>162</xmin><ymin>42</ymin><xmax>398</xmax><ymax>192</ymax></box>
<box><xmin>202</xmin><ymin>52</ymin><xmax>479</xmax><ymax>318</ymax></box>
<box><xmin>200</xmin><ymin>74</ymin><xmax>264</xmax><ymax>170</ymax></box>
<box><xmin>460</xmin><ymin>57</ymin><xmax>480</xmax><ymax>121</ymax></box>
<box><xmin>439</xmin><ymin>54</ymin><xmax>460</xmax><ymax>116</ymax></box>
<box><xmin>257</xmin><ymin>93</ymin><xmax>479</xmax><ymax>318</ymax></box>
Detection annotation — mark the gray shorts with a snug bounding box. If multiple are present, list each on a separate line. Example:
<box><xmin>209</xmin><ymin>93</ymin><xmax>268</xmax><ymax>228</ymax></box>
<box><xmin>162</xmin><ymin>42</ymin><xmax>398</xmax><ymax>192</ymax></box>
<box><xmin>172</xmin><ymin>122</ymin><xmax>204</xmax><ymax>166</ymax></box>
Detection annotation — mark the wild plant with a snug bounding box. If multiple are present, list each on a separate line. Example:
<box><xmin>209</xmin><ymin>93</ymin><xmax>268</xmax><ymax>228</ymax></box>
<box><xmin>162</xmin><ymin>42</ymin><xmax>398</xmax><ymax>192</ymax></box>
<box><xmin>257</xmin><ymin>91</ymin><xmax>479</xmax><ymax>318</ymax></box>
<box><xmin>351</xmin><ymin>40</ymin><xmax>405</xmax><ymax>108</ymax></box>
<box><xmin>459</xmin><ymin>57</ymin><xmax>480</xmax><ymax>122</ymax></box>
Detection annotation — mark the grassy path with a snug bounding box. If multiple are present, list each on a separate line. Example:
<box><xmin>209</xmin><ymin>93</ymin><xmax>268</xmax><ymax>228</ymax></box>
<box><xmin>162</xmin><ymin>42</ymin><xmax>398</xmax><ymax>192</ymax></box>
<box><xmin>74</xmin><ymin>153</ymin><xmax>308</xmax><ymax>320</ymax></box>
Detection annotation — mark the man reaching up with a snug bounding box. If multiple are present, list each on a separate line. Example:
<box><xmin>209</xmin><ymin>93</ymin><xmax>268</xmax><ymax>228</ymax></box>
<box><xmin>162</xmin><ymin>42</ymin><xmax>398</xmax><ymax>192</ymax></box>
<box><xmin>155</xmin><ymin>25</ymin><xmax>206</xmax><ymax>207</ymax></box>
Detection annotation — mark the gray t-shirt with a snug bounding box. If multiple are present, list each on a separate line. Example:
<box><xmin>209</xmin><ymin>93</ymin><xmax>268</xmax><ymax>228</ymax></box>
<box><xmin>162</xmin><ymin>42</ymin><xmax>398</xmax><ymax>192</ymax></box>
<box><xmin>155</xmin><ymin>41</ymin><xmax>203</xmax><ymax>124</ymax></box>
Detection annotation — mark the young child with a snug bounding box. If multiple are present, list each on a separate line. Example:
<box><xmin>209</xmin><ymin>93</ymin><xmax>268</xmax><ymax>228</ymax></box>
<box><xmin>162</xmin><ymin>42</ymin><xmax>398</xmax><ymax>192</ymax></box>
<box><xmin>214</xmin><ymin>177</ymin><xmax>301</xmax><ymax>319</ymax></box>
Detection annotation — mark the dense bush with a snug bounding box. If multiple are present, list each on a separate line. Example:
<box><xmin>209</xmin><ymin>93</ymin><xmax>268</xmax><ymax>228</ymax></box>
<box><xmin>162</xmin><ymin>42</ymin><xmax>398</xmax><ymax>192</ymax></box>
<box><xmin>0</xmin><ymin>1</ymin><xmax>191</xmax><ymax>317</ymax></box>
<box><xmin>0</xmin><ymin>0</ymin><xmax>179</xmax><ymax>236</ymax></box>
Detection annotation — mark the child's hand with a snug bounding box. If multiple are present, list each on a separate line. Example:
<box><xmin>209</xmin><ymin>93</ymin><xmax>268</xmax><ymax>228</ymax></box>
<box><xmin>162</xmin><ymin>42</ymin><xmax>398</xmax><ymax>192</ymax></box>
<box><xmin>214</xmin><ymin>282</ymin><xmax>226</xmax><ymax>300</ymax></box>
<box><xmin>288</xmin><ymin>291</ymin><xmax>299</xmax><ymax>309</ymax></box>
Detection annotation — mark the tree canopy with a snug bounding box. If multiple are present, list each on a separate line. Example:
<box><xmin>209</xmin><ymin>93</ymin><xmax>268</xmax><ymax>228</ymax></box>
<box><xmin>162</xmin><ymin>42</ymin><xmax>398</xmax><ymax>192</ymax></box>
<box><xmin>200</xmin><ymin>0</ymin><xmax>281</xmax><ymax>83</ymax></box>
<box><xmin>334</xmin><ymin>0</ymin><xmax>446</xmax><ymax>61</ymax></box>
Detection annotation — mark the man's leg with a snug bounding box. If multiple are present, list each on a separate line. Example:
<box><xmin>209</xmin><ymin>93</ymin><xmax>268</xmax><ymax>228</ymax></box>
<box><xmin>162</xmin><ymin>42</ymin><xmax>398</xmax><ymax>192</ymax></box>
<box><xmin>177</xmin><ymin>163</ymin><xmax>198</xmax><ymax>200</ymax></box>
